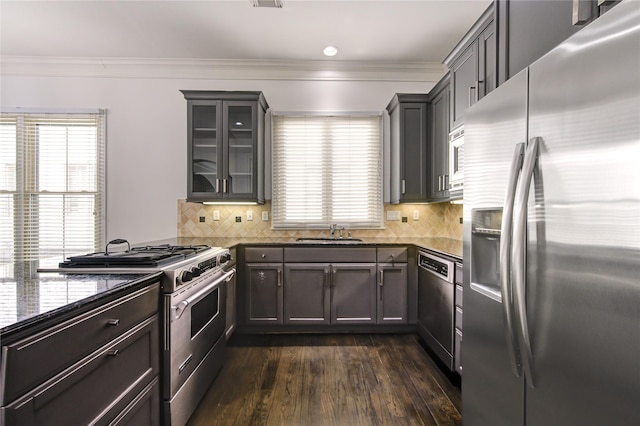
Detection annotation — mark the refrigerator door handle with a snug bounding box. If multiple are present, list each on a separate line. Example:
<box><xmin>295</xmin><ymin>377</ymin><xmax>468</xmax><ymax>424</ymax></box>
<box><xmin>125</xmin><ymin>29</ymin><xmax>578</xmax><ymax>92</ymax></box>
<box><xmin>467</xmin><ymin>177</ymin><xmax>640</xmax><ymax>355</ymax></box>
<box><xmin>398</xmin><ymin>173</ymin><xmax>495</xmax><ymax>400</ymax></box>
<box><xmin>499</xmin><ymin>142</ymin><xmax>525</xmax><ymax>378</ymax></box>
<box><xmin>512</xmin><ymin>136</ymin><xmax>540</xmax><ymax>389</ymax></box>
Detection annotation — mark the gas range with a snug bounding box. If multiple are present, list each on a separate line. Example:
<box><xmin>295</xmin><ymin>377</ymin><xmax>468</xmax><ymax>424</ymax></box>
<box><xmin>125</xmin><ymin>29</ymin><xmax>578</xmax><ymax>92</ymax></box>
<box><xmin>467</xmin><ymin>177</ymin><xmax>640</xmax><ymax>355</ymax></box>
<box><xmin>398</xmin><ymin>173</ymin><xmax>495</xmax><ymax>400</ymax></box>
<box><xmin>39</xmin><ymin>240</ymin><xmax>231</xmax><ymax>294</ymax></box>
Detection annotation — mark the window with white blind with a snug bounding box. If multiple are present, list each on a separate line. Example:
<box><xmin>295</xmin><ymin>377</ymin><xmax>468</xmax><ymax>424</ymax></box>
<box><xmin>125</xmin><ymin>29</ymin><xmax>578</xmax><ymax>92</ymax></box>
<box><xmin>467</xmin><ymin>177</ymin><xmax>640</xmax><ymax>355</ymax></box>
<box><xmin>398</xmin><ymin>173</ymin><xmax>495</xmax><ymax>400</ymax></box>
<box><xmin>0</xmin><ymin>111</ymin><xmax>105</xmax><ymax>274</ymax></box>
<box><xmin>271</xmin><ymin>114</ymin><xmax>383</xmax><ymax>229</ymax></box>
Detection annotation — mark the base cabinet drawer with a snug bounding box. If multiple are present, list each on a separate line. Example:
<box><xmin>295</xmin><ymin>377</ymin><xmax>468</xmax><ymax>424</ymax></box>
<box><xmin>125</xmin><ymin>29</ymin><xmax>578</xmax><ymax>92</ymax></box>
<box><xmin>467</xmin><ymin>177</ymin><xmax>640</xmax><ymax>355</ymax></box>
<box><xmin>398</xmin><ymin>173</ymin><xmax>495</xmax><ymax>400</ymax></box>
<box><xmin>111</xmin><ymin>378</ymin><xmax>160</xmax><ymax>426</ymax></box>
<box><xmin>245</xmin><ymin>247</ymin><xmax>283</xmax><ymax>263</ymax></box>
<box><xmin>3</xmin><ymin>316</ymin><xmax>159</xmax><ymax>426</ymax></box>
<box><xmin>2</xmin><ymin>284</ymin><xmax>159</xmax><ymax>404</ymax></box>
<box><xmin>455</xmin><ymin>328</ymin><xmax>463</xmax><ymax>375</ymax></box>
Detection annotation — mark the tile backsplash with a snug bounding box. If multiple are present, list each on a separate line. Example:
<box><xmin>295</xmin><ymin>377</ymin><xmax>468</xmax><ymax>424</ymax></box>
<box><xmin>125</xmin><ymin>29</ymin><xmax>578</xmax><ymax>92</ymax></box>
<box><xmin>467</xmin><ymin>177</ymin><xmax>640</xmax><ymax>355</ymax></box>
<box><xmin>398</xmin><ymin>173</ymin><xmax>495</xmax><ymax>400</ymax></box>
<box><xmin>178</xmin><ymin>200</ymin><xmax>463</xmax><ymax>240</ymax></box>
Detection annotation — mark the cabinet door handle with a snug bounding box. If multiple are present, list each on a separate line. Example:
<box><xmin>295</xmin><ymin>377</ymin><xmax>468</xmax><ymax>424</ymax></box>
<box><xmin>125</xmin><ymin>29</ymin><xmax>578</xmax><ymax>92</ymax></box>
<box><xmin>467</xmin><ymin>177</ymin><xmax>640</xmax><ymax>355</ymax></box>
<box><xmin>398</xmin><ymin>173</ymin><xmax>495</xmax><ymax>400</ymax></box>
<box><xmin>379</xmin><ymin>270</ymin><xmax>384</xmax><ymax>300</ymax></box>
<box><xmin>277</xmin><ymin>269</ymin><xmax>282</xmax><ymax>287</ymax></box>
<box><xmin>223</xmin><ymin>179</ymin><xmax>228</xmax><ymax>193</ymax></box>
<box><xmin>215</xmin><ymin>179</ymin><xmax>221</xmax><ymax>193</ymax></box>
<box><xmin>324</xmin><ymin>267</ymin><xmax>330</xmax><ymax>288</ymax></box>
<box><xmin>444</xmin><ymin>174</ymin><xmax>448</xmax><ymax>190</ymax></box>
<box><xmin>106</xmin><ymin>319</ymin><xmax>120</xmax><ymax>327</ymax></box>
<box><xmin>331</xmin><ymin>267</ymin><xmax>337</xmax><ymax>287</ymax></box>
<box><xmin>438</xmin><ymin>175</ymin><xmax>443</xmax><ymax>191</ymax></box>
<box><xmin>401</xmin><ymin>179</ymin><xmax>406</xmax><ymax>194</ymax></box>
<box><xmin>468</xmin><ymin>86</ymin><xmax>475</xmax><ymax>107</ymax></box>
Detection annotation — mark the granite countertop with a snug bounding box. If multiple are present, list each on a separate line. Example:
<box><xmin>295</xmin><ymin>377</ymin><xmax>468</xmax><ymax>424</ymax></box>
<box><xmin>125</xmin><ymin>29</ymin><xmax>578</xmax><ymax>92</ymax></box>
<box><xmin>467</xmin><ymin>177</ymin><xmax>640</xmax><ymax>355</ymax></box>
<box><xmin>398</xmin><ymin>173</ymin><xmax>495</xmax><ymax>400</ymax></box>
<box><xmin>1</xmin><ymin>237</ymin><xmax>461</xmax><ymax>339</ymax></box>
<box><xmin>160</xmin><ymin>236</ymin><xmax>463</xmax><ymax>259</ymax></box>
<box><xmin>0</xmin><ymin>265</ymin><xmax>162</xmax><ymax>338</ymax></box>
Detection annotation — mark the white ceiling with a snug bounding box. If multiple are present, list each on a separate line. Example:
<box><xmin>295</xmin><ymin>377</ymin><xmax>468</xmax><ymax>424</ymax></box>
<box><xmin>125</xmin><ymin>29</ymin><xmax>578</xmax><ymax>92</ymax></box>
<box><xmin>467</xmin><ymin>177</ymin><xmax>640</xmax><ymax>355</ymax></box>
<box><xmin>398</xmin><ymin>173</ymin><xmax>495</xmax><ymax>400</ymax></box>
<box><xmin>0</xmin><ymin>0</ymin><xmax>492</xmax><ymax>66</ymax></box>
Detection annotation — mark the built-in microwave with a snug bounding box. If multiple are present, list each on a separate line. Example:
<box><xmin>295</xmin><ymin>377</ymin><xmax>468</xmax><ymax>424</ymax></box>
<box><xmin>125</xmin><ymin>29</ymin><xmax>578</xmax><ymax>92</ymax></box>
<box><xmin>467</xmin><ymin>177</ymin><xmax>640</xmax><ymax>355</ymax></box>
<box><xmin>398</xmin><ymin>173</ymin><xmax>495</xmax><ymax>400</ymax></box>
<box><xmin>449</xmin><ymin>127</ymin><xmax>464</xmax><ymax>198</ymax></box>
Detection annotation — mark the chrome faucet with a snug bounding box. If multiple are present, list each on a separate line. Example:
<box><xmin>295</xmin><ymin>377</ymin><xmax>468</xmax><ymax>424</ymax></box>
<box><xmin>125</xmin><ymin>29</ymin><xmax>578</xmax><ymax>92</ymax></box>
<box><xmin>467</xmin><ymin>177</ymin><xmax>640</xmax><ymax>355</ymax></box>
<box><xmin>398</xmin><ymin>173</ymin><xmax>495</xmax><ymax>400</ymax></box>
<box><xmin>329</xmin><ymin>223</ymin><xmax>344</xmax><ymax>238</ymax></box>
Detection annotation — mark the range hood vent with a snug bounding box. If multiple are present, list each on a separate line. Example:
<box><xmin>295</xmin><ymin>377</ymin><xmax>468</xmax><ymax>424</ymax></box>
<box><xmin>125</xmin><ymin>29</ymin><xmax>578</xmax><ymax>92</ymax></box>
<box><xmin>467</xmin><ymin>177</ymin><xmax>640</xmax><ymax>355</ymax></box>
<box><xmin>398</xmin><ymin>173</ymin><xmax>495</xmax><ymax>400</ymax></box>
<box><xmin>251</xmin><ymin>0</ymin><xmax>284</xmax><ymax>8</ymax></box>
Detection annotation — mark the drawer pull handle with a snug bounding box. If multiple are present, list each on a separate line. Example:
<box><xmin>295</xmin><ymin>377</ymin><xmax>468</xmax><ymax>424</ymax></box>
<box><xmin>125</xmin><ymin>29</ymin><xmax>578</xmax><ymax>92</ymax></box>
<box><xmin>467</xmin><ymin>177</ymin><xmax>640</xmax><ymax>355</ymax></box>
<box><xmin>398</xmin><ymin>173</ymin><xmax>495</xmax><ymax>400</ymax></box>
<box><xmin>107</xmin><ymin>349</ymin><xmax>119</xmax><ymax>357</ymax></box>
<box><xmin>106</xmin><ymin>319</ymin><xmax>120</xmax><ymax>326</ymax></box>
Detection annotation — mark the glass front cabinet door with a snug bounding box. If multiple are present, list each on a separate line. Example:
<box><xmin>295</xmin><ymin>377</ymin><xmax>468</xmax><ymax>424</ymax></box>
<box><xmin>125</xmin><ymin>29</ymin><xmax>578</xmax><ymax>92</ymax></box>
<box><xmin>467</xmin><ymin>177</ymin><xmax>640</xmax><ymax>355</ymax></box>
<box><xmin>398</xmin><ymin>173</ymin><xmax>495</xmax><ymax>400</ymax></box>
<box><xmin>182</xmin><ymin>91</ymin><xmax>269</xmax><ymax>203</ymax></box>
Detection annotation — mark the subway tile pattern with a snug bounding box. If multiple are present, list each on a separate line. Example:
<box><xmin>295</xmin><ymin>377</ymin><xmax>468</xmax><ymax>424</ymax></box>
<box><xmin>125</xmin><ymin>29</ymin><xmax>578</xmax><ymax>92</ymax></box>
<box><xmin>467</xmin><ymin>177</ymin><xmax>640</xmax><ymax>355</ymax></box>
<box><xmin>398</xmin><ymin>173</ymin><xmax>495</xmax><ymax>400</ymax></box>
<box><xmin>177</xmin><ymin>200</ymin><xmax>463</xmax><ymax>240</ymax></box>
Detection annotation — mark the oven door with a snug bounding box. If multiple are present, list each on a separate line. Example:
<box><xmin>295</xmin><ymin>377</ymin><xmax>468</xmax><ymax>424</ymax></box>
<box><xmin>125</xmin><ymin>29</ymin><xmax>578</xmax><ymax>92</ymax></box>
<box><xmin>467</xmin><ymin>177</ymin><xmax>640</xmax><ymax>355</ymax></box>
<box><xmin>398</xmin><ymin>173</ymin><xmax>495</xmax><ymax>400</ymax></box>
<box><xmin>163</xmin><ymin>268</ymin><xmax>234</xmax><ymax>399</ymax></box>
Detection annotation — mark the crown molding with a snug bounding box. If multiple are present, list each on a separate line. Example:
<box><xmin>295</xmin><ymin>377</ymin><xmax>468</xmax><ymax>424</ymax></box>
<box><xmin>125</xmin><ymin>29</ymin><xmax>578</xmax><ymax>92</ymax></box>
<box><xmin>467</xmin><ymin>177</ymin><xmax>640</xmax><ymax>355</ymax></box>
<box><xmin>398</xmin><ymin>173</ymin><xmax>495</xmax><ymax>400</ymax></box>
<box><xmin>0</xmin><ymin>56</ymin><xmax>446</xmax><ymax>83</ymax></box>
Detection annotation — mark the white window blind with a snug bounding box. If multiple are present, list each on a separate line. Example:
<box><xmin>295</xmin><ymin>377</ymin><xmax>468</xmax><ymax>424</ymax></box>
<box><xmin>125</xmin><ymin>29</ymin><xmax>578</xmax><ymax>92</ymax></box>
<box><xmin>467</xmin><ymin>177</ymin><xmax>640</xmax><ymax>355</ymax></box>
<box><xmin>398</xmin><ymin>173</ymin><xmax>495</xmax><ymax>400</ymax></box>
<box><xmin>0</xmin><ymin>112</ymin><xmax>105</xmax><ymax>269</ymax></box>
<box><xmin>272</xmin><ymin>114</ymin><xmax>383</xmax><ymax>229</ymax></box>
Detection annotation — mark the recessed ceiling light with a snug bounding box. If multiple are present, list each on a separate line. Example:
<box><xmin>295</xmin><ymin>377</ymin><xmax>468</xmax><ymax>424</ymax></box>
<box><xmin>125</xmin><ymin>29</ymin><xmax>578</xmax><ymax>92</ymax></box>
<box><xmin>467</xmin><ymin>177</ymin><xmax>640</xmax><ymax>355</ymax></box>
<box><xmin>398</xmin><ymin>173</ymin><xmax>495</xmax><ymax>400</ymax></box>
<box><xmin>323</xmin><ymin>46</ymin><xmax>338</xmax><ymax>57</ymax></box>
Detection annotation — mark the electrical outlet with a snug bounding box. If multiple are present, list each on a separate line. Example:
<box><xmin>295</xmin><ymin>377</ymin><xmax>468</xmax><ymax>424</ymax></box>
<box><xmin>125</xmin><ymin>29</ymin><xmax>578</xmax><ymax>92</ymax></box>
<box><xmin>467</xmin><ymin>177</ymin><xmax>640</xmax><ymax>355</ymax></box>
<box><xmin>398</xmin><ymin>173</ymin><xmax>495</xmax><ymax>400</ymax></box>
<box><xmin>402</xmin><ymin>216</ymin><xmax>408</xmax><ymax>223</ymax></box>
<box><xmin>262</xmin><ymin>211</ymin><xmax>269</xmax><ymax>221</ymax></box>
<box><xmin>213</xmin><ymin>210</ymin><xmax>220</xmax><ymax>221</ymax></box>
<box><xmin>386</xmin><ymin>210</ymin><xmax>401</xmax><ymax>221</ymax></box>
<box><xmin>247</xmin><ymin>210</ymin><xmax>253</xmax><ymax>221</ymax></box>
<box><xmin>199</xmin><ymin>216</ymin><xmax>205</xmax><ymax>223</ymax></box>
<box><xmin>235</xmin><ymin>216</ymin><xmax>242</xmax><ymax>223</ymax></box>
<box><xmin>413</xmin><ymin>210</ymin><xmax>419</xmax><ymax>221</ymax></box>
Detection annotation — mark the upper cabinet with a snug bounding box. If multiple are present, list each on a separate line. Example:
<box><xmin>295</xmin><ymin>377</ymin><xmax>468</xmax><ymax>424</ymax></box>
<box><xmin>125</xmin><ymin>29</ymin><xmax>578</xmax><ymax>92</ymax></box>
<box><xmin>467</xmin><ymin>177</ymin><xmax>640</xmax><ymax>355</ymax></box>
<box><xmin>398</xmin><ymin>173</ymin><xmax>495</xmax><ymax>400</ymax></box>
<box><xmin>496</xmin><ymin>0</ymin><xmax>621</xmax><ymax>84</ymax></box>
<box><xmin>387</xmin><ymin>94</ymin><xmax>430</xmax><ymax>204</ymax></box>
<box><xmin>427</xmin><ymin>75</ymin><xmax>451</xmax><ymax>202</ymax></box>
<box><xmin>181</xmin><ymin>91</ymin><xmax>269</xmax><ymax>204</ymax></box>
<box><xmin>444</xmin><ymin>4</ymin><xmax>496</xmax><ymax>131</ymax></box>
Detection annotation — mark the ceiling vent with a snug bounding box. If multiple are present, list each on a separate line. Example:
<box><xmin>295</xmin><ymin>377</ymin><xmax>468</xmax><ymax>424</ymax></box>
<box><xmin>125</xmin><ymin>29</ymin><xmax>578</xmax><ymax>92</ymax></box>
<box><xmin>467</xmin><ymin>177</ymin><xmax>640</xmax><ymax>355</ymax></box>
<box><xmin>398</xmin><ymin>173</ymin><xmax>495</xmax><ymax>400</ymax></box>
<box><xmin>251</xmin><ymin>0</ymin><xmax>284</xmax><ymax>7</ymax></box>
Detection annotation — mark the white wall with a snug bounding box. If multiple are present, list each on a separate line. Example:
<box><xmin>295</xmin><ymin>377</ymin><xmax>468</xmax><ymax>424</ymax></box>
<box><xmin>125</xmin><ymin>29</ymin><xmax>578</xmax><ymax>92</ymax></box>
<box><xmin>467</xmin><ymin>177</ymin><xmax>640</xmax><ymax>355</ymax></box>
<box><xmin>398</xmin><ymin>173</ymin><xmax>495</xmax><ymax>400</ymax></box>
<box><xmin>1</xmin><ymin>74</ymin><xmax>434</xmax><ymax>243</ymax></box>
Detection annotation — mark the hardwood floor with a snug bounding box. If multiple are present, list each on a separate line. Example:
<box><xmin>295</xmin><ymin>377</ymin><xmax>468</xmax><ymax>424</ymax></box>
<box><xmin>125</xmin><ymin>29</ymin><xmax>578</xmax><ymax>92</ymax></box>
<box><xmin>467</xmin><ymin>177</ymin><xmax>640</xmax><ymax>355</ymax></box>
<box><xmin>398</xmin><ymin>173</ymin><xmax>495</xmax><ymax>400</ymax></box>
<box><xmin>187</xmin><ymin>334</ymin><xmax>461</xmax><ymax>426</ymax></box>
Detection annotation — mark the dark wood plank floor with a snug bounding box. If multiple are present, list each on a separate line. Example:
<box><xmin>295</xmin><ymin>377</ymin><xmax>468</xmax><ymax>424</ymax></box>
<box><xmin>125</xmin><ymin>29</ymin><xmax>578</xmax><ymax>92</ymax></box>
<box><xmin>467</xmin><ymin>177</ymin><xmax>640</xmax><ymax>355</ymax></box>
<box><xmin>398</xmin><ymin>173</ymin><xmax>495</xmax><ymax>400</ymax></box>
<box><xmin>187</xmin><ymin>334</ymin><xmax>461</xmax><ymax>426</ymax></box>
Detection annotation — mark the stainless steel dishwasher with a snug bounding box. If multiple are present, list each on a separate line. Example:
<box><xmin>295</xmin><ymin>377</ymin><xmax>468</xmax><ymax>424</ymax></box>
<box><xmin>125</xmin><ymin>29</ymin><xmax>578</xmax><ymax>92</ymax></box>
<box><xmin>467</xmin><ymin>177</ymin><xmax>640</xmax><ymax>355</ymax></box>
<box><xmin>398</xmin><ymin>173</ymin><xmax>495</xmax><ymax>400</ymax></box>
<box><xmin>417</xmin><ymin>251</ymin><xmax>455</xmax><ymax>371</ymax></box>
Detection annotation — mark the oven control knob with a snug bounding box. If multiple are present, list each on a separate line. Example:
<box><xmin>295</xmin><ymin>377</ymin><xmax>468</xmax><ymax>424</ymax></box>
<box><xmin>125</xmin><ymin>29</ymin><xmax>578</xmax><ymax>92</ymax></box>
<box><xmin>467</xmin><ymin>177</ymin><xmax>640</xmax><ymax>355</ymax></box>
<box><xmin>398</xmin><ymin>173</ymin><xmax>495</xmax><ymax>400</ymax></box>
<box><xmin>180</xmin><ymin>270</ymin><xmax>193</xmax><ymax>283</ymax></box>
<box><xmin>190</xmin><ymin>266</ymin><xmax>202</xmax><ymax>277</ymax></box>
<box><xmin>220</xmin><ymin>253</ymin><xmax>231</xmax><ymax>264</ymax></box>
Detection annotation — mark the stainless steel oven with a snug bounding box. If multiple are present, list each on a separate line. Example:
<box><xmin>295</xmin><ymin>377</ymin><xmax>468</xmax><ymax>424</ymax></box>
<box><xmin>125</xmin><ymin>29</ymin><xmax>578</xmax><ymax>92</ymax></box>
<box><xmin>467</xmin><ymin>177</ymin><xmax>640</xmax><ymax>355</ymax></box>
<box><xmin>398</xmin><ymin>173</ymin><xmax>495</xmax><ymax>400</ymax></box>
<box><xmin>449</xmin><ymin>127</ymin><xmax>464</xmax><ymax>198</ymax></box>
<box><xmin>163</xmin><ymin>264</ymin><xmax>234</xmax><ymax>426</ymax></box>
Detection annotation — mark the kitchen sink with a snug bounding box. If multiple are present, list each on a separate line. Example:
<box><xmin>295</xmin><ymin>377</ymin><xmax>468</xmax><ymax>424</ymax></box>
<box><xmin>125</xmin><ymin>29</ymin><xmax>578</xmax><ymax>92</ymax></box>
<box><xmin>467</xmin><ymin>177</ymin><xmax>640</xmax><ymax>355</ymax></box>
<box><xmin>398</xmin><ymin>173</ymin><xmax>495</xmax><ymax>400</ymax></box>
<box><xmin>295</xmin><ymin>237</ymin><xmax>363</xmax><ymax>244</ymax></box>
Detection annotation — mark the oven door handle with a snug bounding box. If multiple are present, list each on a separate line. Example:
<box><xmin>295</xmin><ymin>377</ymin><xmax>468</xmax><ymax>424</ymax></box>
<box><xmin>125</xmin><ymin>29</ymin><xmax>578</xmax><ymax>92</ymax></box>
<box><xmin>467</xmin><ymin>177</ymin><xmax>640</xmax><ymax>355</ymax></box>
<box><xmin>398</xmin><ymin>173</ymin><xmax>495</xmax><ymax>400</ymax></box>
<box><xmin>172</xmin><ymin>269</ymin><xmax>235</xmax><ymax>321</ymax></box>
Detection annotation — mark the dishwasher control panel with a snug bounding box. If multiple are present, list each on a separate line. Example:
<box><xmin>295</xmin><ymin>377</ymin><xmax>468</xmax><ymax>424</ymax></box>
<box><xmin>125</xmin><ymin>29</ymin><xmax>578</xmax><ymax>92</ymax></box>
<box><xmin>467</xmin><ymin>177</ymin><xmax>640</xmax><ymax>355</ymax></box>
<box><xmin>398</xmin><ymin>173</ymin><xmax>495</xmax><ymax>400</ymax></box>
<box><xmin>418</xmin><ymin>252</ymin><xmax>454</xmax><ymax>282</ymax></box>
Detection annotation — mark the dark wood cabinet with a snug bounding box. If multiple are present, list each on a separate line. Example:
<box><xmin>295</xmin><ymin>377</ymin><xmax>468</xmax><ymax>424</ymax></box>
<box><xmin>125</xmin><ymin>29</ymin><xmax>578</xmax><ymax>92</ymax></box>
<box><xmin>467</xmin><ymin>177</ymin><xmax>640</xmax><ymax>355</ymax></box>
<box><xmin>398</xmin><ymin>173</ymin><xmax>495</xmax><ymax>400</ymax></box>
<box><xmin>387</xmin><ymin>94</ymin><xmax>429</xmax><ymax>203</ymax></box>
<box><xmin>478</xmin><ymin>20</ymin><xmax>497</xmax><ymax>100</ymax></box>
<box><xmin>242</xmin><ymin>246</ymin><xmax>412</xmax><ymax>330</ymax></box>
<box><xmin>331</xmin><ymin>264</ymin><xmax>377</xmax><ymax>324</ymax></box>
<box><xmin>444</xmin><ymin>5</ymin><xmax>495</xmax><ymax>130</ymax></box>
<box><xmin>244</xmin><ymin>263</ymin><xmax>284</xmax><ymax>325</ymax></box>
<box><xmin>376</xmin><ymin>246</ymin><xmax>409</xmax><ymax>325</ymax></box>
<box><xmin>284</xmin><ymin>262</ymin><xmax>378</xmax><ymax>326</ymax></box>
<box><xmin>181</xmin><ymin>91</ymin><xmax>269</xmax><ymax>204</ymax></box>
<box><xmin>1</xmin><ymin>282</ymin><xmax>160</xmax><ymax>426</ymax></box>
<box><xmin>377</xmin><ymin>263</ymin><xmax>408</xmax><ymax>324</ymax></box>
<box><xmin>284</xmin><ymin>263</ymin><xmax>330</xmax><ymax>325</ymax></box>
<box><xmin>496</xmin><ymin>0</ymin><xmax>621</xmax><ymax>85</ymax></box>
<box><xmin>283</xmin><ymin>248</ymin><xmax>377</xmax><ymax>326</ymax></box>
<box><xmin>427</xmin><ymin>76</ymin><xmax>451</xmax><ymax>201</ymax></box>
<box><xmin>244</xmin><ymin>246</ymin><xmax>284</xmax><ymax>325</ymax></box>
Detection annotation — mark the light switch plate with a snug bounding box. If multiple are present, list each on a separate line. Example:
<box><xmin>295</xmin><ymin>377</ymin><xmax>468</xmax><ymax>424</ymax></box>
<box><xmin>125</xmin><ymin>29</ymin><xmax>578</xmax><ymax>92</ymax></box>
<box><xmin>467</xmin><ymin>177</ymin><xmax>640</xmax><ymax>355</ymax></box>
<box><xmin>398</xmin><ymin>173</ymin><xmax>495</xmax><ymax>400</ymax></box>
<box><xmin>213</xmin><ymin>210</ymin><xmax>220</xmax><ymax>221</ymax></box>
<box><xmin>262</xmin><ymin>211</ymin><xmax>269</xmax><ymax>221</ymax></box>
<box><xmin>247</xmin><ymin>210</ymin><xmax>253</xmax><ymax>221</ymax></box>
<box><xmin>413</xmin><ymin>210</ymin><xmax>419</xmax><ymax>220</ymax></box>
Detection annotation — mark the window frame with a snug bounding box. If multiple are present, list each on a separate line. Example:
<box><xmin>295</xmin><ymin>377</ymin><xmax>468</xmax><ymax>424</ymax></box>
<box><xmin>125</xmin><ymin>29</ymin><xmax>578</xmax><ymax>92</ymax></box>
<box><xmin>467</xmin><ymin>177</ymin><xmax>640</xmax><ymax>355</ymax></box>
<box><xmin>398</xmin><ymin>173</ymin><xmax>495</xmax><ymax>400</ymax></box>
<box><xmin>0</xmin><ymin>110</ymin><xmax>106</xmax><ymax>272</ymax></box>
<box><xmin>271</xmin><ymin>112</ymin><xmax>384</xmax><ymax>230</ymax></box>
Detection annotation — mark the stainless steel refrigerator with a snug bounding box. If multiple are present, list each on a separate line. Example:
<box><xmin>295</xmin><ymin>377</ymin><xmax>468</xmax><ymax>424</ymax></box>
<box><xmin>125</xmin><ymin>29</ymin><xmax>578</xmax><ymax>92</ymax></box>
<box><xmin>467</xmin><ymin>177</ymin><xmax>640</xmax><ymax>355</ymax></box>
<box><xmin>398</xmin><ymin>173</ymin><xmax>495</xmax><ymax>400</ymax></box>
<box><xmin>462</xmin><ymin>1</ymin><xmax>640</xmax><ymax>425</ymax></box>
